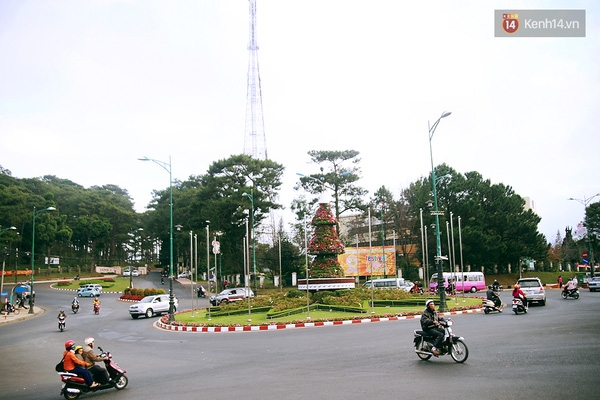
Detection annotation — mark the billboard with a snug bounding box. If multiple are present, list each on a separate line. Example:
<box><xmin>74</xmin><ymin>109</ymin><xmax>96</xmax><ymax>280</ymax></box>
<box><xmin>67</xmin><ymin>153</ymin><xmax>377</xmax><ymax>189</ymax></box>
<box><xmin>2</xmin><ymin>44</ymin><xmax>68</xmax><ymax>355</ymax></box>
<box><xmin>338</xmin><ymin>246</ymin><xmax>396</xmax><ymax>277</ymax></box>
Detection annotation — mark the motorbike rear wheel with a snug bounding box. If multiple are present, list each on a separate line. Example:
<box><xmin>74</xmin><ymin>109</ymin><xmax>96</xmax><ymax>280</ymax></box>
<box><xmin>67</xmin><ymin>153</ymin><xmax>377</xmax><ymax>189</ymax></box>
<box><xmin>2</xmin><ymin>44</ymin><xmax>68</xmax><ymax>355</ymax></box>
<box><xmin>561</xmin><ymin>292</ymin><xmax>567</xmax><ymax>299</ymax></box>
<box><xmin>416</xmin><ymin>349</ymin><xmax>432</xmax><ymax>361</ymax></box>
<box><xmin>450</xmin><ymin>339</ymin><xmax>469</xmax><ymax>363</ymax></box>
<box><xmin>63</xmin><ymin>388</ymin><xmax>81</xmax><ymax>400</ymax></box>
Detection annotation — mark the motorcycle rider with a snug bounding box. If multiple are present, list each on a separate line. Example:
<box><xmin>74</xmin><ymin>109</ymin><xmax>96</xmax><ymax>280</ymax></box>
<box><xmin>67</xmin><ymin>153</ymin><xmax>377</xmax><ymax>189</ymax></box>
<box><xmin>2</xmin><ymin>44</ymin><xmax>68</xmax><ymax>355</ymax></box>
<box><xmin>58</xmin><ymin>310</ymin><xmax>67</xmax><ymax>326</ymax></box>
<box><xmin>93</xmin><ymin>297</ymin><xmax>100</xmax><ymax>311</ymax></box>
<box><xmin>62</xmin><ymin>340</ymin><xmax>99</xmax><ymax>388</ymax></box>
<box><xmin>420</xmin><ymin>299</ymin><xmax>446</xmax><ymax>355</ymax></box>
<box><xmin>486</xmin><ymin>286</ymin><xmax>502</xmax><ymax>308</ymax></box>
<box><xmin>82</xmin><ymin>337</ymin><xmax>110</xmax><ymax>384</ymax></box>
<box><xmin>72</xmin><ymin>297</ymin><xmax>79</xmax><ymax>311</ymax></box>
<box><xmin>563</xmin><ymin>278</ymin><xmax>576</xmax><ymax>296</ymax></box>
<box><xmin>492</xmin><ymin>279</ymin><xmax>501</xmax><ymax>291</ymax></box>
<box><xmin>512</xmin><ymin>284</ymin><xmax>528</xmax><ymax>311</ymax></box>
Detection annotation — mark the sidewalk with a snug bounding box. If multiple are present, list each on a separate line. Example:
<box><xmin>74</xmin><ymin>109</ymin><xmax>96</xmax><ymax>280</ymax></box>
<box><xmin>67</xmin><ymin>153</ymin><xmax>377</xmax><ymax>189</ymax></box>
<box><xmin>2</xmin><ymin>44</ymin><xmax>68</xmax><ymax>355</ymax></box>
<box><xmin>0</xmin><ymin>306</ymin><xmax>44</xmax><ymax>325</ymax></box>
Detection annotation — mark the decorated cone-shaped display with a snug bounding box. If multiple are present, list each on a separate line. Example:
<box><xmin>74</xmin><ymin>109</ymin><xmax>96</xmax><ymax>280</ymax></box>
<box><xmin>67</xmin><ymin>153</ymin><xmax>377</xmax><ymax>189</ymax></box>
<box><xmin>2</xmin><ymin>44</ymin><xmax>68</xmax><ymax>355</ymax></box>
<box><xmin>307</xmin><ymin>203</ymin><xmax>345</xmax><ymax>278</ymax></box>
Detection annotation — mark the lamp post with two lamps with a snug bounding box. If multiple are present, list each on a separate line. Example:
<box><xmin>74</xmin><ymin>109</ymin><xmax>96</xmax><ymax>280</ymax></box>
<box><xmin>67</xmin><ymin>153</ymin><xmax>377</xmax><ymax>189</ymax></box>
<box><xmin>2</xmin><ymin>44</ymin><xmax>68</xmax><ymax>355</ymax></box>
<box><xmin>242</xmin><ymin>191</ymin><xmax>257</xmax><ymax>295</ymax></box>
<box><xmin>569</xmin><ymin>194</ymin><xmax>600</xmax><ymax>278</ymax></box>
<box><xmin>428</xmin><ymin>110</ymin><xmax>451</xmax><ymax>312</ymax></box>
<box><xmin>138</xmin><ymin>156</ymin><xmax>175</xmax><ymax>322</ymax></box>
<box><xmin>29</xmin><ymin>206</ymin><xmax>56</xmax><ymax>314</ymax></box>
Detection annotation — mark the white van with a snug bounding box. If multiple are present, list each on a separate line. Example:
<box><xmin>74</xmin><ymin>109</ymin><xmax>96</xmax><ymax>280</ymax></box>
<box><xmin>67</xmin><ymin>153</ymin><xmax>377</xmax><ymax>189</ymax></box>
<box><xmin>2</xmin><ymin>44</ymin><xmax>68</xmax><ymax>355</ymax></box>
<box><xmin>362</xmin><ymin>278</ymin><xmax>413</xmax><ymax>292</ymax></box>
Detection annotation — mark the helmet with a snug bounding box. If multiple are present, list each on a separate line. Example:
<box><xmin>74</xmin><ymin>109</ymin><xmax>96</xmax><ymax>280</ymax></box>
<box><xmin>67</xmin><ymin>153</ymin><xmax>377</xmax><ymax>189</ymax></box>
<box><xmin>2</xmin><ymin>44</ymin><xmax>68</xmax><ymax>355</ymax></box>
<box><xmin>84</xmin><ymin>337</ymin><xmax>94</xmax><ymax>345</ymax></box>
<box><xmin>74</xmin><ymin>346</ymin><xmax>83</xmax><ymax>351</ymax></box>
<box><xmin>514</xmin><ymin>284</ymin><xmax>520</xmax><ymax>289</ymax></box>
<box><xmin>425</xmin><ymin>299</ymin><xmax>435</xmax><ymax>307</ymax></box>
<box><xmin>65</xmin><ymin>340</ymin><xmax>75</xmax><ymax>350</ymax></box>
<box><xmin>488</xmin><ymin>285</ymin><xmax>493</xmax><ymax>289</ymax></box>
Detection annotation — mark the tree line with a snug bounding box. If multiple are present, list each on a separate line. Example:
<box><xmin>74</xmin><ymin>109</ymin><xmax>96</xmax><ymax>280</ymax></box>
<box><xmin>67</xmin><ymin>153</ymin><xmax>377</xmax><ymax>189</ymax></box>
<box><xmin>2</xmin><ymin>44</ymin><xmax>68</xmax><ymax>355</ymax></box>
<box><xmin>0</xmin><ymin>151</ymin><xmax>597</xmax><ymax>282</ymax></box>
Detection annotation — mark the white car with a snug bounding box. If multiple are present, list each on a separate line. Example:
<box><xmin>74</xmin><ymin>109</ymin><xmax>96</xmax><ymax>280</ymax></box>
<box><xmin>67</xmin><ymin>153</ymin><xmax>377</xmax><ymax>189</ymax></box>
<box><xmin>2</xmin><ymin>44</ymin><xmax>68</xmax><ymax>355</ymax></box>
<box><xmin>177</xmin><ymin>271</ymin><xmax>190</xmax><ymax>279</ymax></box>
<box><xmin>129</xmin><ymin>294</ymin><xmax>178</xmax><ymax>319</ymax></box>
<box><xmin>588</xmin><ymin>277</ymin><xmax>600</xmax><ymax>292</ymax></box>
<box><xmin>123</xmin><ymin>269</ymin><xmax>139</xmax><ymax>277</ymax></box>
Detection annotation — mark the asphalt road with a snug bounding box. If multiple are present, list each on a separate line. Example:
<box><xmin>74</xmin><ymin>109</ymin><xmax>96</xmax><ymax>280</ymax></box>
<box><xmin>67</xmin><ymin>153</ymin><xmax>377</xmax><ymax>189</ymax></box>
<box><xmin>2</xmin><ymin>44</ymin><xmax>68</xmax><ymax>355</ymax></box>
<box><xmin>1</xmin><ymin>276</ymin><xmax>599</xmax><ymax>400</ymax></box>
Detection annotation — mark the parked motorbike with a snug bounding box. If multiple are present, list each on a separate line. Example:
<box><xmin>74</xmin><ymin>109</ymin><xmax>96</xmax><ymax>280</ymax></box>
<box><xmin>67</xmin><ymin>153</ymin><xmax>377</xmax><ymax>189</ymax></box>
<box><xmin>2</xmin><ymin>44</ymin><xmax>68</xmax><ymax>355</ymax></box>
<box><xmin>58</xmin><ymin>316</ymin><xmax>66</xmax><ymax>332</ymax></box>
<box><xmin>413</xmin><ymin>318</ymin><xmax>469</xmax><ymax>363</ymax></box>
<box><xmin>93</xmin><ymin>303</ymin><xmax>100</xmax><ymax>315</ymax></box>
<box><xmin>71</xmin><ymin>302</ymin><xmax>79</xmax><ymax>314</ymax></box>
<box><xmin>561</xmin><ymin>287</ymin><xmax>579</xmax><ymax>300</ymax></box>
<box><xmin>482</xmin><ymin>297</ymin><xmax>504</xmax><ymax>314</ymax></box>
<box><xmin>58</xmin><ymin>347</ymin><xmax>128</xmax><ymax>400</ymax></box>
<box><xmin>2</xmin><ymin>302</ymin><xmax>20</xmax><ymax>315</ymax></box>
<box><xmin>512</xmin><ymin>297</ymin><xmax>527</xmax><ymax>314</ymax></box>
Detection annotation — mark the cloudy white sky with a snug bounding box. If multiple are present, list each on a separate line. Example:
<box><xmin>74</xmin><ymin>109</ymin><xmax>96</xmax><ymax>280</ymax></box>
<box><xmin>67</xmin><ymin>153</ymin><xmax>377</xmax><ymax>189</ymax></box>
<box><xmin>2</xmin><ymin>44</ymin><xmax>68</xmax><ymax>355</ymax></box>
<box><xmin>1</xmin><ymin>0</ymin><xmax>599</xmax><ymax>243</ymax></box>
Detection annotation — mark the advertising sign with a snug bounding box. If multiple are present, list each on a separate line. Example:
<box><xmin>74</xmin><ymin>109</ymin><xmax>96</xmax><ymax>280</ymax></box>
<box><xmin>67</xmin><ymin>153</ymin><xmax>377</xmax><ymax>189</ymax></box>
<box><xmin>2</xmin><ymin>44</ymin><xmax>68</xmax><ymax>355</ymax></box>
<box><xmin>338</xmin><ymin>246</ymin><xmax>396</xmax><ymax>277</ymax></box>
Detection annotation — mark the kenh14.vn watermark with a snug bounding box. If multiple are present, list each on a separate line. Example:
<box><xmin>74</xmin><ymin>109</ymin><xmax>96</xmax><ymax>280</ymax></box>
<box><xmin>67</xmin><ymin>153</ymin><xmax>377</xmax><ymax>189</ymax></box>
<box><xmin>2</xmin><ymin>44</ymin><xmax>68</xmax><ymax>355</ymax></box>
<box><xmin>495</xmin><ymin>9</ymin><xmax>586</xmax><ymax>37</ymax></box>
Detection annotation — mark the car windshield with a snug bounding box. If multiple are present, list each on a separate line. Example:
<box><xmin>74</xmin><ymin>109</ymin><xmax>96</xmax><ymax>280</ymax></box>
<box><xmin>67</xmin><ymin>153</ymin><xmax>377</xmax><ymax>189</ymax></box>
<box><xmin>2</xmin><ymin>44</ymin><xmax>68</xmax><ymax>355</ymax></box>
<box><xmin>519</xmin><ymin>281</ymin><xmax>540</xmax><ymax>288</ymax></box>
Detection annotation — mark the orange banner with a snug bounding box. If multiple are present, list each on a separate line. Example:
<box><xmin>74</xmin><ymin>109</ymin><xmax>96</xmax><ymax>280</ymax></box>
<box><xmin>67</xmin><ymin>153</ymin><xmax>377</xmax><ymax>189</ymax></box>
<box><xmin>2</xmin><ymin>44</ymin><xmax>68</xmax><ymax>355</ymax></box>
<box><xmin>1</xmin><ymin>270</ymin><xmax>33</xmax><ymax>276</ymax></box>
<box><xmin>338</xmin><ymin>247</ymin><xmax>396</xmax><ymax>277</ymax></box>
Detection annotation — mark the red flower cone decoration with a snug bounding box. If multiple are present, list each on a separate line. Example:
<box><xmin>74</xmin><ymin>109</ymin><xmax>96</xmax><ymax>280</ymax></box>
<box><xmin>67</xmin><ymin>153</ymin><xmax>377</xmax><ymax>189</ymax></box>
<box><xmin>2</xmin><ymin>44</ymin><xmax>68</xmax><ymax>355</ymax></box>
<box><xmin>308</xmin><ymin>203</ymin><xmax>345</xmax><ymax>278</ymax></box>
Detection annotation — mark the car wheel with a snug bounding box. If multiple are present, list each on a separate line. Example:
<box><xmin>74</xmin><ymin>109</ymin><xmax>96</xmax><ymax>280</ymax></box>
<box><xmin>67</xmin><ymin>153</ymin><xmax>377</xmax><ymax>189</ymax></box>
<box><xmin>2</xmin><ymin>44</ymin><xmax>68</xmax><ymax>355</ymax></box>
<box><xmin>145</xmin><ymin>308</ymin><xmax>154</xmax><ymax>318</ymax></box>
<box><xmin>131</xmin><ymin>315</ymin><xmax>139</xmax><ymax>319</ymax></box>
<box><xmin>470</xmin><ymin>287</ymin><xmax>477</xmax><ymax>293</ymax></box>
<box><xmin>77</xmin><ymin>293</ymin><xmax>82</xmax><ymax>297</ymax></box>
<box><xmin>540</xmin><ymin>299</ymin><xmax>546</xmax><ymax>306</ymax></box>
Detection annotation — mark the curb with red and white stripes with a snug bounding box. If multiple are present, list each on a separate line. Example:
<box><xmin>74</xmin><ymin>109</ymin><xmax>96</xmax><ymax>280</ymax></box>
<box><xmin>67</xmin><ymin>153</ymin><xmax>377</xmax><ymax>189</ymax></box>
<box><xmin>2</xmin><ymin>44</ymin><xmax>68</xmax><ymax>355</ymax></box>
<box><xmin>155</xmin><ymin>308</ymin><xmax>483</xmax><ymax>333</ymax></box>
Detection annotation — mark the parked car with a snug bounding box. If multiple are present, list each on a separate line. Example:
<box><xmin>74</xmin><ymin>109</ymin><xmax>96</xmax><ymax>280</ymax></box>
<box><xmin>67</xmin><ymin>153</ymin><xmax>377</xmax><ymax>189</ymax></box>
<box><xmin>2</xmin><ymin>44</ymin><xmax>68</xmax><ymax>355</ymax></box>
<box><xmin>129</xmin><ymin>294</ymin><xmax>178</xmax><ymax>319</ymax></box>
<box><xmin>516</xmin><ymin>277</ymin><xmax>546</xmax><ymax>305</ymax></box>
<box><xmin>177</xmin><ymin>271</ymin><xmax>190</xmax><ymax>279</ymax></box>
<box><xmin>588</xmin><ymin>277</ymin><xmax>600</xmax><ymax>292</ymax></box>
<box><xmin>77</xmin><ymin>286</ymin><xmax>102</xmax><ymax>297</ymax></box>
<box><xmin>210</xmin><ymin>287</ymin><xmax>254</xmax><ymax>306</ymax></box>
<box><xmin>362</xmin><ymin>278</ymin><xmax>413</xmax><ymax>291</ymax></box>
<box><xmin>123</xmin><ymin>269</ymin><xmax>139</xmax><ymax>277</ymax></box>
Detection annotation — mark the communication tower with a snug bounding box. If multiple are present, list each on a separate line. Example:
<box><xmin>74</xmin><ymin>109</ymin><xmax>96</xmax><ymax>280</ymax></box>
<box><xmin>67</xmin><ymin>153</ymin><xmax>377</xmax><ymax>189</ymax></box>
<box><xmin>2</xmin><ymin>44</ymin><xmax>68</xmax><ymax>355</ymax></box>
<box><xmin>244</xmin><ymin>0</ymin><xmax>267</xmax><ymax>160</ymax></box>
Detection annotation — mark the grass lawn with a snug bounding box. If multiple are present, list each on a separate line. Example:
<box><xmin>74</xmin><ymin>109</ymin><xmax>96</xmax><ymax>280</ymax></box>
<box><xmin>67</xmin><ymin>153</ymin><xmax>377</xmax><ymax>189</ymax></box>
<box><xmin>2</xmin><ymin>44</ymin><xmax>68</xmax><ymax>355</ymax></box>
<box><xmin>56</xmin><ymin>277</ymin><xmax>134</xmax><ymax>293</ymax></box>
<box><xmin>173</xmin><ymin>296</ymin><xmax>481</xmax><ymax>326</ymax></box>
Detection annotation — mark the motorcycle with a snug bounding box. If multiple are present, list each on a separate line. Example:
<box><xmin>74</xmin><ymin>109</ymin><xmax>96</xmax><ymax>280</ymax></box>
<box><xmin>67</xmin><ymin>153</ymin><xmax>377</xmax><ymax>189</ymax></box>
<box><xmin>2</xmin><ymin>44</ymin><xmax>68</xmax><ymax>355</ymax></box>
<box><xmin>561</xmin><ymin>287</ymin><xmax>579</xmax><ymax>300</ymax></box>
<box><xmin>58</xmin><ymin>316</ymin><xmax>66</xmax><ymax>332</ymax></box>
<box><xmin>413</xmin><ymin>318</ymin><xmax>469</xmax><ymax>363</ymax></box>
<box><xmin>71</xmin><ymin>302</ymin><xmax>79</xmax><ymax>314</ymax></box>
<box><xmin>512</xmin><ymin>297</ymin><xmax>527</xmax><ymax>314</ymax></box>
<box><xmin>160</xmin><ymin>277</ymin><xmax>165</xmax><ymax>285</ymax></box>
<box><xmin>2</xmin><ymin>302</ymin><xmax>20</xmax><ymax>315</ymax></box>
<box><xmin>482</xmin><ymin>296</ymin><xmax>504</xmax><ymax>314</ymax></box>
<box><xmin>93</xmin><ymin>303</ymin><xmax>100</xmax><ymax>315</ymax></box>
<box><xmin>197</xmin><ymin>286</ymin><xmax>207</xmax><ymax>298</ymax></box>
<box><xmin>58</xmin><ymin>346</ymin><xmax>128</xmax><ymax>400</ymax></box>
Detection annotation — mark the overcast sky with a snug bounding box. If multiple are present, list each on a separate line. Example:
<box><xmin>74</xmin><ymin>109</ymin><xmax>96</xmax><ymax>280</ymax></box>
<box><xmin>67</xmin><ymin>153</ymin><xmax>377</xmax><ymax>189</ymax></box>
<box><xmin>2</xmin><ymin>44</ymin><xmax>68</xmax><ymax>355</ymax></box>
<box><xmin>1</xmin><ymin>0</ymin><xmax>599</xmax><ymax>243</ymax></box>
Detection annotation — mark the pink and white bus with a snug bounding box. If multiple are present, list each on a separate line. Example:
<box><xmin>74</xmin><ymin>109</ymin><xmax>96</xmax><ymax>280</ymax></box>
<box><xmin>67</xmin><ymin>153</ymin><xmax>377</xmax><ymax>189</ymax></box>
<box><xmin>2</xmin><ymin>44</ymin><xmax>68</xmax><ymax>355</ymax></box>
<box><xmin>429</xmin><ymin>272</ymin><xmax>486</xmax><ymax>293</ymax></box>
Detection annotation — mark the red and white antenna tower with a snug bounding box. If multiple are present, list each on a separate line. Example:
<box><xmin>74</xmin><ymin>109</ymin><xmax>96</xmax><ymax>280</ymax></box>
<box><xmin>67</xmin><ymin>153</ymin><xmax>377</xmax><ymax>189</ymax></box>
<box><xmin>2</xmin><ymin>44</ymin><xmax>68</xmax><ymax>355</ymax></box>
<box><xmin>244</xmin><ymin>0</ymin><xmax>267</xmax><ymax>160</ymax></box>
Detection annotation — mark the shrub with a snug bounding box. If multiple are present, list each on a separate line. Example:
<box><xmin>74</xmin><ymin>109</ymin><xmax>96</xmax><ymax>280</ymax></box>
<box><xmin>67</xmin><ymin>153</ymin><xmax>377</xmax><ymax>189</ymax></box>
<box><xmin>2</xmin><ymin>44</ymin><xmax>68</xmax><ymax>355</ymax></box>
<box><xmin>56</xmin><ymin>281</ymin><xmax>70</xmax><ymax>286</ymax></box>
<box><xmin>286</xmin><ymin>289</ymin><xmax>305</xmax><ymax>298</ymax></box>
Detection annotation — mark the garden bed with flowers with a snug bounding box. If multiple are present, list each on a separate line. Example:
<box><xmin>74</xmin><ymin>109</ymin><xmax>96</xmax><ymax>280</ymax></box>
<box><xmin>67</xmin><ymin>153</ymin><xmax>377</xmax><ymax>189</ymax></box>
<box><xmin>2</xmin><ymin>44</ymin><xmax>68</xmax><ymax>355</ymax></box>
<box><xmin>163</xmin><ymin>288</ymin><xmax>481</xmax><ymax>328</ymax></box>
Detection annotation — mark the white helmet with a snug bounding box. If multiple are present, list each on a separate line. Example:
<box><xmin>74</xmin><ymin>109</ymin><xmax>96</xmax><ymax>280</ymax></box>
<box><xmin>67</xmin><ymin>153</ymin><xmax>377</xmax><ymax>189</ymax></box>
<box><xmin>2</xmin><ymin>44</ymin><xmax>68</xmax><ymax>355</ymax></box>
<box><xmin>84</xmin><ymin>337</ymin><xmax>94</xmax><ymax>345</ymax></box>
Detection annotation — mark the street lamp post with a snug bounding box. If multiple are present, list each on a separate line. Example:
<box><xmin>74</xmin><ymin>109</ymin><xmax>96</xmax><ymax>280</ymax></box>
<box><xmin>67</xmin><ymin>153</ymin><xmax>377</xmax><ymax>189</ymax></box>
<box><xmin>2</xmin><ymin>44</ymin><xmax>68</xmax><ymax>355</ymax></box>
<box><xmin>139</xmin><ymin>156</ymin><xmax>175</xmax><ymax>322</ymax></box>
<box><xmin>569</xmin><ymin>194</ymin><xmax>600</xmax><ymax>278</ymax></box>
<box><xmin>428</xmin><ymin>110</ymin><xmax>451</xmax><ymax>312</ymax></box>
<box><xmin>242</xmin><ymin>191</ymin><xmax>257</xmax><ymax>295</ymax></box>
<box><xmin>29</xmin><ymin>206</ymin><xmax>55</xmax><ymax>314</ymax></box>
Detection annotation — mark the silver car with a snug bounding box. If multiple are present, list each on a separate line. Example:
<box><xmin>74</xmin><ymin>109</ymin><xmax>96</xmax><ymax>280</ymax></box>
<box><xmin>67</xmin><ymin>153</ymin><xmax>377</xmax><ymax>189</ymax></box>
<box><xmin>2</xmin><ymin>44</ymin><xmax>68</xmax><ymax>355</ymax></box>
<box><xmin>588</xmin><ymin>277</ymin><xmax>600</xmax><ymax>292</ymax></box>
<box><xmin>129</xmin><ymin>294</ymin><xmax>178</xmax><ymax>319</ymax></box>
<box><xmin>516</xmin><ymin>277</ymin><xmax>546</xmax><ymax>306</ymax></box>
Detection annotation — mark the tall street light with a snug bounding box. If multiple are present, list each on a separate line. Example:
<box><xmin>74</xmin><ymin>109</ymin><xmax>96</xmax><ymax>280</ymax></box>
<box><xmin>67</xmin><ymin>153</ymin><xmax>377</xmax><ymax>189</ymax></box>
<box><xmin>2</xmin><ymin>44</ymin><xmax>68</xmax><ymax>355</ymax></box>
<box><xmin>139</xmin><ymin>156</ymin><xmax>175</xmax><ymax>322</ymax></box>
<box><xmin>29</xmin><ymin>206</ymin><xmax>55</xmax><ymax>314</ymax></box>
<box><xmin>428</xmin><ymin>110</ymin><xmax>451</xmax><ymax>312</ymax></box>
<box><xmin>128</xmin><ymin>227</ymin><xmax>143</xmax><ymax>289</ymax></box>
<box><xmin>242</xmin><ymin>191</ymin><xmax>257</xmax><ymax>294</ymax></box>
<box><xmin>569</xmin><ymin>194</ymin><xmax>600</xmax><ymax>278</ymax></box>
